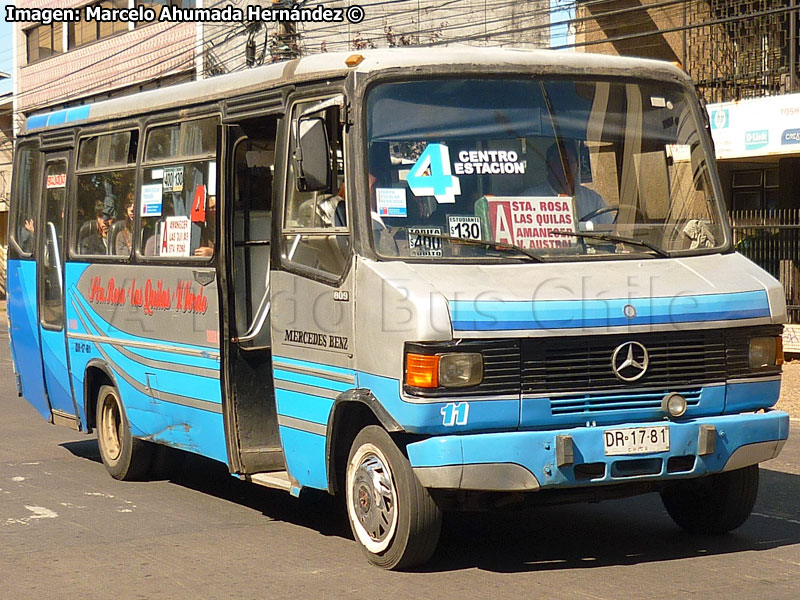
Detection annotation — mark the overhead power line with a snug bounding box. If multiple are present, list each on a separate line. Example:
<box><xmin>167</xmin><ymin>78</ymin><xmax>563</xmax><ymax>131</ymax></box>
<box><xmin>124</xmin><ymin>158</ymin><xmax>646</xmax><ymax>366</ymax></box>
<box><xmin>5</xmin><ymin>0</ymin><xmax>799</xmax><ymax>122</ymax></box>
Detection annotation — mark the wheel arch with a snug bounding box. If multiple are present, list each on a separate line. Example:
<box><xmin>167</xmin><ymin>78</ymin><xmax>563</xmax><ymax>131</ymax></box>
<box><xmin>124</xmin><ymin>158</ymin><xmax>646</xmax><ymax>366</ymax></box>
<box><xmin>83</xmin><ymin>360</ymin><xmax>120</xmax><ymax>433</ymax></box>
<box><xmin>325</xmin><ymin>388</ymin><xmax>403</xmax><ymax>495</ymax></box>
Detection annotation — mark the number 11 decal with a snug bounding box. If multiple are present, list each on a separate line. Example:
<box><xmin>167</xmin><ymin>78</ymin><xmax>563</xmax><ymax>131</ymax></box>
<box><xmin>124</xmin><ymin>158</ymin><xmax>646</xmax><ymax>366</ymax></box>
<box><xmin>441</xmin><ymin>402</ymin><xmax>470</xmax><ymax>427</ymax></box>
<box><xmin>406</xmin><ymin>143</ymin><xmax>461</xmax><ymax>204</ymax></box>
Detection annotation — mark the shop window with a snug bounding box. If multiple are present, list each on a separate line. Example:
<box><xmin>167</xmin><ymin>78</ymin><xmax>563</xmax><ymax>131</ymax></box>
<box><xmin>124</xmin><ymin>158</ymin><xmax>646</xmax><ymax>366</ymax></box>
<box><xmin>732</xmin><ymin>168</ymin><xmax>778</xmax><ymax>211</ymax></box>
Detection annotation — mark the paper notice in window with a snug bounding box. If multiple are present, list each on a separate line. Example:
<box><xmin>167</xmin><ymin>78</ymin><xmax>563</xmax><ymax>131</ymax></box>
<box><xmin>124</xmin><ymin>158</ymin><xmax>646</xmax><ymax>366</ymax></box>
<box><xmin>376</xmin><ymin>188</ymin><xmax>408</xmax><ymax>217</ymax></box>
<box><xmin>666</xmin><ymin>144</ymin><xmax>691</xmax><ymax>162</ymax></box>
<box><xmin>161</xmin><ymin>216</ymin><xmax>191</xmax><ymax>257</ymax></box>
<box><xmin>487</xmin><ymin>196</ymin><xmax>576</xmax><ymax>249</ymax></box>
<box><xmin>141</xmin><ymin>184</ymin><xmax>163</xmax><ymax>217</ymax></box>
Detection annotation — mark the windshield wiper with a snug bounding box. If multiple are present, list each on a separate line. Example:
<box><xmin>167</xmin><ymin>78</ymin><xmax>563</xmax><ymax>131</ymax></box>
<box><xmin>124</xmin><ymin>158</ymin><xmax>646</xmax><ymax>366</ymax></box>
<box><xmin>551</xmin><ymin>230</ymin><xmax>671</xmax><ymax>258</ymax></box>
<box><xmin>412</xmin><ymin>232</ymin><xmax>546</xmax><ymax>262</ymax></box>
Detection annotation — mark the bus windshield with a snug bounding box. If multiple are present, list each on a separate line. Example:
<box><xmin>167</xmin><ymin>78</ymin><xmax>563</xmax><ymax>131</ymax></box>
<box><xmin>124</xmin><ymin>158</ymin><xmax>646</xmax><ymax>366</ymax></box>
<box><xmin>365</xmin><ymin>78</ymin><xmax>726</xmax><ymax>260</ymax></box>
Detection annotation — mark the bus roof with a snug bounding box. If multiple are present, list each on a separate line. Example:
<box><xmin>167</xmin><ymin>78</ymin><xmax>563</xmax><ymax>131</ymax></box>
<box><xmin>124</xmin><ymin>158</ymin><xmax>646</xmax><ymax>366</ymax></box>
<box><xmin>22</xmin><ymin>47</ymin><xmax>689</xmax><ymax>135</ymax></box>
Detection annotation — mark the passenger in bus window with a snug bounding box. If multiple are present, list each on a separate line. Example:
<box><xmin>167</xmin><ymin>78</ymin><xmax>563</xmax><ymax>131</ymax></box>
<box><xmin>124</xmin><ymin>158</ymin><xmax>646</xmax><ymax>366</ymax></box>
<box><xmin>114</xmin><ymin>194</ymin><xmax>135</xmax><ymax>256</ymax></box>
<box><xmin>143</xmin><ymin>229</ymin><xmax>158</xmax><ymax>256</ymax></box>
<box><xmin>20</xmin><ymin>218</ymin><xmax>35</xmax><ymax>253</ymax></box>
<box><xmin>79</xmin><ymin>201</ymin><xmax>113</xmax><ymax>255</ymax></box>
<box><xmin>102</xmin><ymin>180</ymin><xmax>117</xmax><ymax>221</ymax></box>
<box><xmin>526</xmin><ymin>142</ymin><xmax>611</xmax><ymax>225</ymax></box>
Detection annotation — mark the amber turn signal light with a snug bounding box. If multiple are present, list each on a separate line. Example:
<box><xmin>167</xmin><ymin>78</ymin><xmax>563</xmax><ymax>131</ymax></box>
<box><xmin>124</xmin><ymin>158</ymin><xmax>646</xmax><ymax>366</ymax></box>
<box><xmin>406</xmin><ymin>354</ymin><xmax>440</xmax><ymax>388</ymax></box>
<box><xmin>346</xmin><ymin>54</ymin><xmax>365</xmax><ymax>68</ymax></box>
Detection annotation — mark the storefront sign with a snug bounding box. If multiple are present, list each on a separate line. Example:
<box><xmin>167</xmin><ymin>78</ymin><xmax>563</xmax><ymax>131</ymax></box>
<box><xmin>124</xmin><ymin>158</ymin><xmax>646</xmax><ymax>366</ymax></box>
<box><xmin>708</xmin><ymin>93</ymin><xmax>800</xmax><ymax>159</ymax></box>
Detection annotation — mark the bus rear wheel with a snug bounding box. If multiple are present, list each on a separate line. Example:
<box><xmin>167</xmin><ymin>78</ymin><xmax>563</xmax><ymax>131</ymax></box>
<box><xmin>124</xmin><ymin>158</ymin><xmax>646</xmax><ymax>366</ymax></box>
<box><xmin>660</xmin><ymin>464</ymin><xmax>759</xmax><ymax>534</ymax></box>
<box><xmin>345</xmin><ymin>426</ymin><xmax>442</xmax><ymax>570</ymax></box>
<box><xmin>96</xmin><ymin>385</ymin><xmax>152</xmax><ymax>481</ymax></box>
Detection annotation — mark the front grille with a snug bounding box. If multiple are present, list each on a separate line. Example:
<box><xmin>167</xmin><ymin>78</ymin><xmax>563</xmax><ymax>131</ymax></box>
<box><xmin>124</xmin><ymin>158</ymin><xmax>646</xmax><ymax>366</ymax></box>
<box><xmin>404</xmin><ymin>325</ymin><xmax>781</xmax><ymax>398</ymax></box>
<box><xmin>475</xmin><ymin>343</ymin><xmax>521</xmax><ymax>396</ymax></box>
<box><xmin>523</xmin><ymin>331</ymin><xmax>719</xmax><ymax>394</ymax></box>
<box><xmin>521</xmin><ymin>326</ymin><xmax>781</xmax><ymax>395</ymax></box>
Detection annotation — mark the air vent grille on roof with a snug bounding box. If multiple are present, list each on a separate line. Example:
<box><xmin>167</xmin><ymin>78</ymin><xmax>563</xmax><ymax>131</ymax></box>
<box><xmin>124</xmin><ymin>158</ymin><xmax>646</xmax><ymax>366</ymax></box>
<box><xmin>40</xmin><ymin>130</ymin><xmax>75</xmax><ymax>150</ymax></box>
<box><xmin>223</xmin><ymin>87</ymin><xmax>293</xmax><ymax>122</ymax></box>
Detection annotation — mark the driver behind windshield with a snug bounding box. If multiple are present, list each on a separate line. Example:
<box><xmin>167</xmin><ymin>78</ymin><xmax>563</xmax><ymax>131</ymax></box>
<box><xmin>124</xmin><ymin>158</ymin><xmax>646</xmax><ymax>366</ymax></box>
<box><xmin>526</xmin><ymin>142</ymin><xmax>612</xmax><ymax>226</ymax></box>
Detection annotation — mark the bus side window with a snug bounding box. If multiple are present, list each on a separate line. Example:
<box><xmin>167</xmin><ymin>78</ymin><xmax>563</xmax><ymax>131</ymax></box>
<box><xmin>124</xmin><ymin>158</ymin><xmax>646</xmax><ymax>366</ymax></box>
<box><xmin>139</xmin><ymin>117</ymin><xmax>218</xmax><ymax>259</ymax></box>
<box><xmin>73</xmin><ymin>131</ymin><xmax>138</xmax><ymax>258</ymax></box>
<box><xmin>9</xmin><ymin>145</ymin><xmax>42</xmax><ymax>256</ymax></box>
<box><xmin>281</xmin><ymin>99</ymin><xmax>349</xmax><ymax>278</ymax></box>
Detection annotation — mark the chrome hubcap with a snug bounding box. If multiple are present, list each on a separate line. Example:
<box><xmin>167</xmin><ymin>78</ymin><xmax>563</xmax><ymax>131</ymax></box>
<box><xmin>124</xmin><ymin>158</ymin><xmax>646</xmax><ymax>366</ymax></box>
<box><xmin>351</xmin><ymin>454</ymin><xmax>396</xmax><ymax>546</ymax></box>
<box><xmin>100</xmin><ymin>396</ymin><xmax>122</xmax><ymax>461</ymax></box>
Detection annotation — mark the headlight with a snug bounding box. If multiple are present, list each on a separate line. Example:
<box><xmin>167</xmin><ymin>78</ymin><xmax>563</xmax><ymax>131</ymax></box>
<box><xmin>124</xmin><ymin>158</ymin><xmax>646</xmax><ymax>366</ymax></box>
<box><xmin>405</xmin><ymin>352</ymin><xmax>483</xmax><ymax>389</ymax></box>
<box><xmin>438</xmin><ymin>353</ymin><xmax>483</xmax><ymax>387</ymax></box>
<box><xmin>749</xmin><ymin>336</ymin><xmax>783</xmax><ymax>369</ymax></box>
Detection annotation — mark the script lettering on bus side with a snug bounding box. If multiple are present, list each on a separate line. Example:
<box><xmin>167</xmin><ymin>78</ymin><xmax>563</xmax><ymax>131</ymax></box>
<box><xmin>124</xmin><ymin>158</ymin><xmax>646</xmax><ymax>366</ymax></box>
<box><xmin>86</xmin><ymin>276</ymin><xmax>208</xmax><ymax>316</ymax></box>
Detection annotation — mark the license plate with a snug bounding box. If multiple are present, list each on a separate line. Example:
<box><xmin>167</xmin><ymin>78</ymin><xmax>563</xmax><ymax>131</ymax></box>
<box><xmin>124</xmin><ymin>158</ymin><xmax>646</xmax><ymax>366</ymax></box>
<box><xmin>603</xmin><ymin>426</ymin><xmax>669</xmax><ymax>456</ymax></box>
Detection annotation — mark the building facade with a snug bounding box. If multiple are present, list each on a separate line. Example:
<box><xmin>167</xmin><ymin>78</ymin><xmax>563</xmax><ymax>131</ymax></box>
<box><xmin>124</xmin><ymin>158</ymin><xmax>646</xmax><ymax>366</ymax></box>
<box><xmin>0</xmin><ymin>93</ymin><xmax>12</xmax><ymax>298</ymax></box>
<box><xmin>567</xmin><ymin>0</ymin><xmax>800</xmax><ymax>345</ymax></box>
<box><xmin>568</xmin><ymin>0</ymin><xmax>800</xmax><ymax>212</ymax></box>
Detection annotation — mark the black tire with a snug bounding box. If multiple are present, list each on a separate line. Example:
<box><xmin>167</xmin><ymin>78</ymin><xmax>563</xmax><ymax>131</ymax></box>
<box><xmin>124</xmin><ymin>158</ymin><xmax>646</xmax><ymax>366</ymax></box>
<box><xmin>96</xmin><ymin>384</ymin><xmax>153</xmax><ymax>481</ymax></box>
<box><xmin>660</xmin><ymin>464</ymin><xmax>759</xmax><ymax>534</ymax></box>
<box><xmin>345</xmin><ymin>425</ymin><xmax>442</xmax><ymax>569</ymax></box>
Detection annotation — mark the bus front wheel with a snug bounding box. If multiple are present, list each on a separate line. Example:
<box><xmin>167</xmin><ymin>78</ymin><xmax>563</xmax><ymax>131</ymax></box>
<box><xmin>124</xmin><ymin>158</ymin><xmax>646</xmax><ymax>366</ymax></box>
<box><xmin>96</xmin><ymin>385</ymin><xmax>152</xmax><ymax>481</ymax></box>
<box><xmin>660</xmin><ymin>464</ymin><xmax>759</xmax><ymax>534</ymax></box>
<box><xmin>345</xmin><ymin>425</ymin><xmax>441</xmax><ymax>569</ymax></box>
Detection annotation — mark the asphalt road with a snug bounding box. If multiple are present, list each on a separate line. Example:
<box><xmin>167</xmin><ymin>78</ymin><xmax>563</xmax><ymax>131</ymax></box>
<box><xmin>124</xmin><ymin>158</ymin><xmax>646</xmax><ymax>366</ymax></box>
<box><xmin>2</xmin><ymin>318</ymin><xmax>800</xmax><ymax>599</ymax></box>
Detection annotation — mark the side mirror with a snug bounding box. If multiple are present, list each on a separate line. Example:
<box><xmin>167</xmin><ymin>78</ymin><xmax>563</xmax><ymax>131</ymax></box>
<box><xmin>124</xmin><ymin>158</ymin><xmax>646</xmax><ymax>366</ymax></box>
<box><xmin>295</xmin><ymin>117</ymin><xmax>330</xmax><ymax>192</ymax></box>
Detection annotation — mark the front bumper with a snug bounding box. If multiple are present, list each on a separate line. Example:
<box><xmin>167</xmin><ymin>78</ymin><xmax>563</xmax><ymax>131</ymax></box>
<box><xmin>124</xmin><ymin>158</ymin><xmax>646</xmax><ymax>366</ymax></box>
<box><xmin>407</xmin><ymin>410</ymin><xmax>789</xmax><ymax>491</ymax></box>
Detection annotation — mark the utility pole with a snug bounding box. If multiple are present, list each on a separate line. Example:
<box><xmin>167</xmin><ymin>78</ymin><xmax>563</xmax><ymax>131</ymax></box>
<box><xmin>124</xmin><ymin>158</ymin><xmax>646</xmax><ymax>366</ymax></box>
<box><xmin>270</xmin><ymin>0</ymin><xmax>301</xmax><ymax>62</ymax></box>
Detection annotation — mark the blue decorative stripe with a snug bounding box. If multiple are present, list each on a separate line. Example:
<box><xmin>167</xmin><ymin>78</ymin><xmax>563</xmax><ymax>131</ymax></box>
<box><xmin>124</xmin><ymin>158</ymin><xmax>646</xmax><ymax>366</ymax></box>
<box><xmin>70</xmin><ymin>297</ymin><xmax>222</xmax><ymax>406</ymax></box>
<box><xmin>275</xmin><ymin>389</ymin><xmax>334</xmax><ymax>425</ymax></box>
<box><xmin>47</xmin><ymin>109</ymin><xmax>67</xmax><ymax>126</ymax></box>
<box><xmin>279</xmin><ymin>426</ymin><xmax>328</xmax><ymax>490</ymax></box>
<box><xmin>66</xmin><ymin>105</ymin><xmax>91</xmax><ymax>123</ymax></box>
<box><xmin>273</xmin><ymin>368</ymin><xmax>351</xmax><ymax>393</ymax></box>
<box><xmin>450</xmin><ymin>290</ymin><xmax>771</xmax><ymax>331</ymax></box>
<box><xmin>26</xmin><ymin>105</ymin><xmax>92</xmax><ymax>131</ymax></box>
<box><xmin>26</xmin><ymin>115</ymin><xmax>49</xmax><ymax>130</ymax></box>
<box><xmin>272</xmin><ymin>355</ymin><xmax>355</xmax><ymax>377</ymax></box>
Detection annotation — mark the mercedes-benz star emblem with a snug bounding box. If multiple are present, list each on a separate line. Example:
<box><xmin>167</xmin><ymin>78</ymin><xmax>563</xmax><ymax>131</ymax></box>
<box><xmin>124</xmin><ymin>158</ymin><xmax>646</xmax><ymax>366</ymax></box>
<box><xmin>611</xmin><ymin>341</ymin><xmax>649</xmax><ymax>382</ymax></box>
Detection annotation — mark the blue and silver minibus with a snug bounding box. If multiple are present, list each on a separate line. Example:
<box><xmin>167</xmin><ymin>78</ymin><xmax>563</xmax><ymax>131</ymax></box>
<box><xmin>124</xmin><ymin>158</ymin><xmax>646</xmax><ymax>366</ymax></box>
<box><xmin>7</xmin><ymin>48</ymin><xmax>788</xmax><ymax>569</ymax></box>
